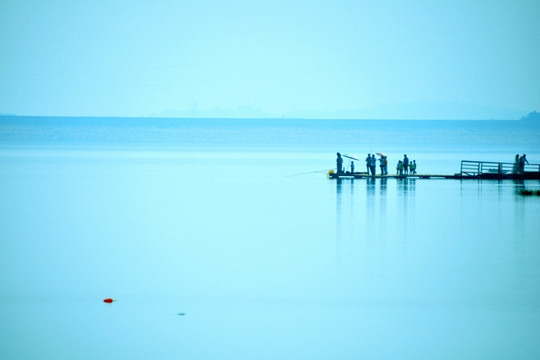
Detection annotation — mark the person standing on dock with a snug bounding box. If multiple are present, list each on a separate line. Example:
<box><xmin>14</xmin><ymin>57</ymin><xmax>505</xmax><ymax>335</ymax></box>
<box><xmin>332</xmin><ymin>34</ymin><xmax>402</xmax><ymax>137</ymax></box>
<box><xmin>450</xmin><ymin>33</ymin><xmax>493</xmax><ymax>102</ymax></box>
<box><xmin>513</xmin><ymin>154</ymin><xmax>520</xmax><ymax>174</ymax></box>
<box><xmin>365</xmin><ymin>154</ymin><xmax>372</xmax><ymax>175</ymax></box>
<box><xmin>383</xmin><ymin>156</ymin><xmax>388</xmax><ymax>175</ymax></box>
<box><xmin>519</xmin><ymin>154</ymin><xmax>529</xmax><ymax>174</ymax></box>
<box><xmin>336</xmin><ymin>153</ymin><xmax>343</xmax><ymax>174</ymax></box>
<box><xmin>397</xmin><ymin>160</ymin><xmax>403</xmax><ymax>175</ymax></box>
<box><xmin>371</xmin><ymin>154</ymin><xmax>377</xmax><ymax>176</ymax></box>
<box><xmin>379</xmin><ymin>156</ymin><xmax>385</xmax><ymax>175</ymax></box>
<box><xmin>411</xmin><ymin>160</ymin><xmax>417</xmax><ymax>174</ymax></box>
<box><xmin>403</xmin><ymin>154</ymin><xmax>409</xmax><ymax>175</ymax></box>
<box><xmin>351</xmin><ymin>161</ymin><xmax>355</xmax><ymax>174</ymax></box>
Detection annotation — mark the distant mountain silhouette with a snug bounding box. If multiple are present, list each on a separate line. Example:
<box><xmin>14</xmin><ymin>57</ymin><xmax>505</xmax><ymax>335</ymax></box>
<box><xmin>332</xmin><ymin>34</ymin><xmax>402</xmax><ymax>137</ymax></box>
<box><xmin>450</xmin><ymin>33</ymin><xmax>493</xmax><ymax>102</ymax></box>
<box><xmin>521</xmin><ymin>111</ymin><xmax>540</xmax><ymax>122</ymax></box>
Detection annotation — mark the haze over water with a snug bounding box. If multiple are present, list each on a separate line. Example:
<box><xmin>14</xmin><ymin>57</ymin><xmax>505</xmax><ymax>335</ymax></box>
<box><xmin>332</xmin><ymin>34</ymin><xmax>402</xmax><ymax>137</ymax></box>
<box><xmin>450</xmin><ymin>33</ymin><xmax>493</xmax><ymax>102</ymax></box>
<box><xmin>1</xmin><ymin>117</ymin><xmax>540</xmax><ymax>359</ymax></box>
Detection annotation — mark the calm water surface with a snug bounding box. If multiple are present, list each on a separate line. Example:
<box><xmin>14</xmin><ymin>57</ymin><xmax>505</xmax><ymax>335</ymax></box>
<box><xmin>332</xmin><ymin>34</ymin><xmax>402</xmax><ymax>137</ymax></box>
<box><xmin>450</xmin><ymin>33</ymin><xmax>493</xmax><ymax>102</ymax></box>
<box><xmin>1</xmin><ymin>119</ymin><xmax>540</xmax><ymax>359</ymax></box>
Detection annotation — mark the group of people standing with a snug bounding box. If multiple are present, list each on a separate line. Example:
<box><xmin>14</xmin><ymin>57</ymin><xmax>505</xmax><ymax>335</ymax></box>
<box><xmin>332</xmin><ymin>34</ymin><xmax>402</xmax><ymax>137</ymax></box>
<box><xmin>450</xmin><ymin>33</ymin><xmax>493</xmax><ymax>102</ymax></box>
<box><xmin>365</xmin><ymin>153</ymin><xmax>388</xmax><ymax>175</ymax></box>
<box><xmin>396</xmin><ymin>154</ymin><xmax>416</xmax><ymax>175</ymax></box>
<box><xmin>335</xmin><ymin>152</ymin><xmax>417</xmax><ymax>176</ymax></box>
<box><xmin>514</xmin><ymin>154</ymin><xmax>529</xmax><ymax>174</ymax></box>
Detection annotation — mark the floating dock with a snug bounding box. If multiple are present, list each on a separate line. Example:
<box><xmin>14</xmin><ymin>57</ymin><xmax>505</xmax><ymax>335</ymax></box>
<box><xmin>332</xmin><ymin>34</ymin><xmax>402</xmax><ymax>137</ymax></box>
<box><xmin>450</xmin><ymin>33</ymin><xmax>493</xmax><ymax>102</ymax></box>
<box><xmin>328</xmin><ymin>160</ymin><xmax>540</xmax><ymax>180</ymax></box>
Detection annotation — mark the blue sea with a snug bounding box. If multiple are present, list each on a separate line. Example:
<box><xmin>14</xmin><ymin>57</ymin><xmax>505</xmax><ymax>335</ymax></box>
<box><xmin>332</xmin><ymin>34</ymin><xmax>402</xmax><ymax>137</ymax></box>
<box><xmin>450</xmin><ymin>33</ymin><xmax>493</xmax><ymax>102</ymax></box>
<box><xmin>1</xmin><ymin>116</ymin><xmax>540</xmax><ymax>359</ymax></box>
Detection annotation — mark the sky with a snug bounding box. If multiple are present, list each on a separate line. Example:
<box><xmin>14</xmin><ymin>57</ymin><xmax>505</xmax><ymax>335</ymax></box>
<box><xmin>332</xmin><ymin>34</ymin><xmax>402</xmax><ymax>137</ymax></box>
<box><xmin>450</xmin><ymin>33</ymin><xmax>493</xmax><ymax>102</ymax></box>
<box><xmin>0</xmin><ymin>0</ymin><xmax>539</xmax><ymax>119</ymax></box>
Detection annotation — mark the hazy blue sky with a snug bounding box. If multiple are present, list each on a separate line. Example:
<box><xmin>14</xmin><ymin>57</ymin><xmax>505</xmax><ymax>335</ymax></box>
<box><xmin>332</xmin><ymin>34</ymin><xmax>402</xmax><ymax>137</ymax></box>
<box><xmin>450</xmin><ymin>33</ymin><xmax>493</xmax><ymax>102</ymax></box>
<box><xmin>1</xmin><ymin>0</ymin><xmax>539</xmax><ymax>119</ymax></box>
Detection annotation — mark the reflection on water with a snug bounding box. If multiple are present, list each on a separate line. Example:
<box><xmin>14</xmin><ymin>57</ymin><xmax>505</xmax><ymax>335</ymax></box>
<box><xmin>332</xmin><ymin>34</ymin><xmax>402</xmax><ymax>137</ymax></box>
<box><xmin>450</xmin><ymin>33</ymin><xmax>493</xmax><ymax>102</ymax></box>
<box><xmin>366</xmin><ymin>178</ymin><xmax>376</xmax><ymax>218</ymax></box>
<box><xmin>2</xmin><ymin>148</ymin><xmax>540</xmax><ymax>360</ymax></box>
<box><xmin>366</xmin><ymin>178</ymin><xmax>377</xmax><ymax>192</ymax></box>
<box><xmin>379</xmin><ymin>177</ymin><xmax>387</xmax><ymax>195</ymax></box>
<box><xmin>333</xmin><ymin>178</ymin><xmax>540</xmax><ymax>312</ymax></box>
<box><xmin>336</xmin><ymin>178</ymin><xmax>342</xmax><ymax>261</ymax></box>
<box><xmin>334</xmin><ymin>177</ymin><xmax>423</xmax><ymax>264</ymax></box>
<box><xmin>397</xmin><ymin>178</ymin><xmax>416</xmax><ymax>194</ymax></box>
<box><xmin>397</xmin><ymin>179</ymin><xmax>415</xmax><ymax>238</ymax></box>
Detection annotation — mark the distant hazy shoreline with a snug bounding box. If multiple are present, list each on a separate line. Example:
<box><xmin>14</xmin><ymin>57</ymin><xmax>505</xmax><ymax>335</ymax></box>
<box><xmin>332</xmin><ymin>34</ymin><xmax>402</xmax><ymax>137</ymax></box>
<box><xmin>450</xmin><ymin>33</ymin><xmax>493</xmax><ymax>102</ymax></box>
<box><xmin>1</xmin><ymin>115</ymin><xmax>538</xmax><ymax>151</ymax></box>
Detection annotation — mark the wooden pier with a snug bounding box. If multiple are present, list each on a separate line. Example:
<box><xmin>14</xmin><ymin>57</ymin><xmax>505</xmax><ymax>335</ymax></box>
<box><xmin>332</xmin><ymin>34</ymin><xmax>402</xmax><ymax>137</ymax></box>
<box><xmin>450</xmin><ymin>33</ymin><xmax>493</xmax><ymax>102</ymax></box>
<box><xmin>328</xmin><ymin>160</ymin><xmax>540</xmax><ymax>180</ymax></box>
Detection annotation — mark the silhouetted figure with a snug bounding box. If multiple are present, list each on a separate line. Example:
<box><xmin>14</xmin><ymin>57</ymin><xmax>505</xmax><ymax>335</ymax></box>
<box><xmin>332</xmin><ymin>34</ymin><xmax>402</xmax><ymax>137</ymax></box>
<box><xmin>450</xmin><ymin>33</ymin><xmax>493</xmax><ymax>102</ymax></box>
<box><xmin>371</xmin><ymin>154</ymin><xmax>376</xmax><ymax>176</ymax></box>
<box><xmin>519</xmin><ymin>154</ymin><xmax>529</xmax><ymax>174</ymax></box>
<box><xmin>410</xmin><ymin>160</ymin><xmax>417</xmax><ymax>174</ymax></box>
<box><xmin>397</xmin><ymin>160</ymin><xmax>404</xmax><ymax>175</ymax></box>
<box><xmin>379</xmin><ymin>156</ymin><xmax>385</xmax><ymax>175</ymax></box>
<box><xmin>403</xmin><ymin>154</ymin><xmax>409</xmax><ymax>175</ymax></box>
<box><xmin>513</xmin><ymin>154</ymin><xmax>520</xmax><ymax>174</ymax></box>
<box><xmin>365</xmin><ymin>154</ymin><xmax>371</xmax><ymax>175</ymax></box>
<box><xmin>383</xmin><ymin>156</ymin><xmax>388</xmax><ymax>175</ymax></box>
<box><xmin>336</xmin><ymin>152</ymin><xmax>343</xmax><ymax>174</ymax></box>
<box><xmin>351</xmin><ymin>161</ymin><xmax>355</xmax><ymax>174</ymax></box>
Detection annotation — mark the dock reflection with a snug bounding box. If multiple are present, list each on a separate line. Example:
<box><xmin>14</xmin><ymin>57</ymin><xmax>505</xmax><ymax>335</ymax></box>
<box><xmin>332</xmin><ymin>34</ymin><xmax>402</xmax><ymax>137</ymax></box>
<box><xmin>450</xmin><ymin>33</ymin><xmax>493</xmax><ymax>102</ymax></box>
<box><xmin>397</xmin><ymin>178</ymin><xmax>416</xmax><ymax>194</ymax></box>
<box><xmin>334</xmin><ymin>178</ymin><xmax>417</xmax><ymax>203</ymax></box>
<box><xmin>379</xmin><ymin>178</ymin><xmax>387</xmax><ymax>196</ymax></box>
<box><xmin>334</xmin><ymin>178</ymin><xmax>416</xmax><ymax>255</ymax></box>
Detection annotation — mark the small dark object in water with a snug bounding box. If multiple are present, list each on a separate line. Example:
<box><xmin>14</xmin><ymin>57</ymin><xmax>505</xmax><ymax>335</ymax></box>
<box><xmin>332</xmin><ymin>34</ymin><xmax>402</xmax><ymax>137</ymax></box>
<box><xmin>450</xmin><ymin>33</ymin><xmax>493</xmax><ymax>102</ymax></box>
<box><xmin>103</xmin><ymin>298</ymin><xmax>114</xmax><ymax>303</ymax></box>
<box><xmin>519</xmin><ymin>189</ymin><xmax>540</xmax><ymax>196</ymax></box>
<box><xmin>177</xmin><ymin>313</ymin><xmax>186</xmax><ymax>316</ymax></box>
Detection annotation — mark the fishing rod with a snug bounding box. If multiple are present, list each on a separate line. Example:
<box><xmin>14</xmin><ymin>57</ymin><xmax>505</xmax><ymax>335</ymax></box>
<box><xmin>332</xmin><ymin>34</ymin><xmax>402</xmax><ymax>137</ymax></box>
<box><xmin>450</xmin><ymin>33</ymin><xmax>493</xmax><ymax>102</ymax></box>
<box><xmin>286</xmin><ymin>169</ymin><xmax>334</xmax><ymax>177</ymax></box>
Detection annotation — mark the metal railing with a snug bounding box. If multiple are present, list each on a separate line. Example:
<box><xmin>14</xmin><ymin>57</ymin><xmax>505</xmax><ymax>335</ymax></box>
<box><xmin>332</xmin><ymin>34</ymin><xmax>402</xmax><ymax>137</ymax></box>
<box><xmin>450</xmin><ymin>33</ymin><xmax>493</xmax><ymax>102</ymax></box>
<box><xmin>461</xmin><ymin>160</ymin><xmax>540</xmax><ymax>176</ymax></box>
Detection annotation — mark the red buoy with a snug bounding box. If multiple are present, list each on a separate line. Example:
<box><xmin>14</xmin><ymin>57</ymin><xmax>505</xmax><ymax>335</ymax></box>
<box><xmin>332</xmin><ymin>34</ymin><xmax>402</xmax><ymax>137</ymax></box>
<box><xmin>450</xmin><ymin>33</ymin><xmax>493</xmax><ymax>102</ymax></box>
<box><xmin>103</xmin><ymin>298</ymin><xmax>114</xmax><ymax>303</ymax></box>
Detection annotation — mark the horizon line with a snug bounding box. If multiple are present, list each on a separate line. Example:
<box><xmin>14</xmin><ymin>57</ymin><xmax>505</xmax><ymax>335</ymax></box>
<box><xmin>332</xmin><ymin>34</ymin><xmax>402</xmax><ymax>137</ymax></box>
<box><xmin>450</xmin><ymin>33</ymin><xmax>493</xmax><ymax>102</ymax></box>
<box><xmin>0</xmin><ymin>114</ymin><xmax>528</xmax><ymax>121</ymax></box>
